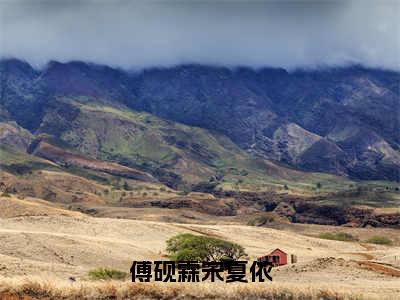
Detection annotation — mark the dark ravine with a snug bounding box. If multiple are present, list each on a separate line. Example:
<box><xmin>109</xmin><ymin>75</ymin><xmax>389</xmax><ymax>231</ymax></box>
<box><xmin>215</xmin><ymin>190</ymin><xmax>400</xmax><ymax>228</ymax></box>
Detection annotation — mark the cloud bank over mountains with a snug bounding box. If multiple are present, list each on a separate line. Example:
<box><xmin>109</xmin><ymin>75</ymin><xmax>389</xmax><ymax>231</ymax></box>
<box><xmin>1</xmin><ymin>0</ymin><xmax>399</xmax><ymax>70</ymax></box>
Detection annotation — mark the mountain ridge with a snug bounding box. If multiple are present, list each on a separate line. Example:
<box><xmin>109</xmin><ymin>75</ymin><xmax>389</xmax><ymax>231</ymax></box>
<box><xmin>1</xmin><ymin>58</ymin><xmax>399</xmax><ymax>182</ymax></box>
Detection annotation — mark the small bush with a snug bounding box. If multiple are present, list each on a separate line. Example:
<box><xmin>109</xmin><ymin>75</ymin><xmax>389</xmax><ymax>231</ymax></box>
<box><xmin>366</xmin><ymin>236</ymin><xmax>393</xmax><ymax>245</ymax></box>
<box><xmin>318</xmin><ymin>232</ymin><xmax>357</xmax><ymax>242</ymax></box>
<box><xmin>88</xmin><ymin>268</ymin><xmax>127</xmax><ymax>281</ymax></box>
<box><xmin>247</xmin><ymin>214</ymin><xmax>275</xmax><ymax>226</ymax></box>
<box><xmin>123</xmin><ymin>181</ymin><xmax>133</xmax><ymax>191</ymax></box>
<box><xmin>240</xmin><ymin>169</ymin><xmax>249</xmax><ymax>176</ymax></box>
<box><xmin>1</xmin><ymin>192</ymin><xmax>11</xmax><ymax>197</ymax></box>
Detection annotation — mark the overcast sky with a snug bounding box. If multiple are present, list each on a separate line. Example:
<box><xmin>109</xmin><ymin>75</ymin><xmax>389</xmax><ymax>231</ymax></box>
<box><xmin>0</xmin><ymin>0</ymin><xmax>399</xmax><ymax>70</ymax></box>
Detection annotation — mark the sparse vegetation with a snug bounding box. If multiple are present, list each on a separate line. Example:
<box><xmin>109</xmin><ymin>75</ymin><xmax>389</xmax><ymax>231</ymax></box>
<box><xmin>239</xmin><ymin>169</ymin><xmax>248</xmax><ymax>176</ymax></box>
<box><xmin>1</xmin><ymin>192</ymin><xmax>11</xmax><ymax>198</ymax></box>
<box><xmin>166</xmin><ymin>233</ymin><xmax>247</xmax><ymax>262</ymax></box>
<box><xmin>318</xmin><ymin>232</ymin><xmax>357</xmax><ymax>242</ymax></box>
<box><xmin>123</xmin><ymin>181</ymin><xmax>132</xmax><ymax>191</ymax></box>
<box><xmin>88</xmin><ymin>267</ymin><xmax>127</xmax><ymax>281</ymax></box>
<box><xmin>247</xmin><ymin>214</ymin><xmax>275</xmax><ymax>226</ymax></box>
<box><xmin>177</xmin><ymin>190</ymin><xmax>190</xmax><ymax>196</ymax></box>
<box><xmin>191</xmin><ymin>181</ymin><xmax>218</xmax><ymax>193</ymax></box>
<box><xmin>366</xmin><ymin>235</ymin><xmax>393</xmax><ymax>245</ymax></box>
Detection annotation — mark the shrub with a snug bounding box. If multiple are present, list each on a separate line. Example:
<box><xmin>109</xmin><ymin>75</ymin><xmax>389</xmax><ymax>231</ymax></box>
<box><xmin>1</xmin><ymin>192</ymin><xmax>11</xmax><ymax>197</ymax></box>
<box><xmin>366</xmin><ymin>236</ymin><xmax>393</xmax><ymax>245</ymax></box>
<box><xmin>123</xmin><ymin>181</ymin><xmax>133</xmax><ymax>191</ymax></box>
<box><xmin>240</xmin><ymin>169</ymin><xmax>249</xmax><ymax>176</ymax></box>
<box><xmin>166</xmin><ymin>233</ymin><xmax>247</xmax><ymax>262</ymax></box>
<box><xmin>318</xmin><ymin>232</ymin><xmax>357</xmax><ymax>242</ymax></box>
<box><xmin>88</xmin><ymin>268</ymin><xmax>127</xmax><ymax>281</ymax></box>
<box><xmin>191</xmin><ymin>181</ymin><xmax>218</xmax><ymax>193</ymax></box>
<box><xmin>247</xmin><ymin>214</ymin><xmax>275</xmax><ymax>226</ymax></box>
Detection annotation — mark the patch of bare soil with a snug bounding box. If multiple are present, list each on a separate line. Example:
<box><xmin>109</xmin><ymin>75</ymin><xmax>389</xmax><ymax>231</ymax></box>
<box><xmin>356</xmin><ymin>261</ymin><xmax>400</xmax><ymax>277</ymax></box>
<box><xmin>291</xmin><ymin>257</ymin><xmax>356</xmax><ymax>272</ymax></box>
<box><xmin>344</xmin><ymin>252</ymin><xmax>374</xmax><ymax>260</ymax></box>
<box><xmin>0</xmin><ymin>196</ymin><xmax>83</xmax><ymax>218</ymax></box>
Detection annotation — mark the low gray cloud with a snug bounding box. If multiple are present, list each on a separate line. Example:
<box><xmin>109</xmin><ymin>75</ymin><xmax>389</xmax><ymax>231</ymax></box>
<box><xmin>0</xmin><ymin>0</ymin><xmax>399</xmax><ymax>70</ymax></box>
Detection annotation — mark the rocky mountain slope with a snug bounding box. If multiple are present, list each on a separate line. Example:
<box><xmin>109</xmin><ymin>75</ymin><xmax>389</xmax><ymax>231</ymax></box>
<box><xmin>0</xmin><ymin>59</ymin><xmax>399</xmax><ymax>182</ymax></box>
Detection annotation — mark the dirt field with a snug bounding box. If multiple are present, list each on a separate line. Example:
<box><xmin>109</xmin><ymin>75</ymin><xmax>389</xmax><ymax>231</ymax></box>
<box><xmin>0</xmin><ymin>196</ymin><xmax>399</xmax><ymax>299</ymax></box>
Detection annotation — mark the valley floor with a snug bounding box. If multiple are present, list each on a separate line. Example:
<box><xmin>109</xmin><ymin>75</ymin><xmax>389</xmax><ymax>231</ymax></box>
<box><xmin>0</xmin><ymin>196</ymin><xmax>399</xmax><ymax>299</ymax></box>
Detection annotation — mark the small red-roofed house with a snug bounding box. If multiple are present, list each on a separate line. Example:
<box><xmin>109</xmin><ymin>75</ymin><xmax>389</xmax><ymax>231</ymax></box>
<box><xmin>257</xmin><ymin>248</ymin><xmax>288</xmax><ymax>266</ymax></box>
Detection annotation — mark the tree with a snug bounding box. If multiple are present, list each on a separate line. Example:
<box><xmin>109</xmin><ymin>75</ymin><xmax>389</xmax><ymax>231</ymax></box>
<box><xmin>123</xmin><ymin>181</ymin><xmax>133</xmax><ymax>191</ymax></box>
<box><xmin>316</xmin><ymin>182</ymin><xmax>322</xmax><ymax>189</ymax></box>
<box><xmin>166</xmin><ymin>233</ymin><xmax>247</xmax><ymax>262</ymax></box>
<box><xmin>191</xmin><ymin>181</ymin><xmax>218</xmax><ymax>193</ymax></box>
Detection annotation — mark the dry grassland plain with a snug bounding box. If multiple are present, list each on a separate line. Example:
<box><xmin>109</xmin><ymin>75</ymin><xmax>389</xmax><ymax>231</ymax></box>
<box><xmin>0</xmin><ymin>196</ymin><xmax>399</xmax><ymax>299</ymax></box>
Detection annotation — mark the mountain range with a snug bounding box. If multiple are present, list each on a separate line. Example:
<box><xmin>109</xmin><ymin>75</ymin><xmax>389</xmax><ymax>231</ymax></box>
<box><xmin>0</xmin><ymin>58</ymin><xmax>399</xmax><ymax>191</ymax></box>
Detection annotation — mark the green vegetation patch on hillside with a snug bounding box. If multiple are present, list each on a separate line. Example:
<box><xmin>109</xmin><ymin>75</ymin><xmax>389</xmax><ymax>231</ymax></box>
<box><xmin>88</xmin><ymin>268</ymin><xmax>128</xmax><ymax>280</ymax></box>
<box><xmin>0</xmin><ymin>147</ymin><xmax>58</xmax><ymax>175</ymax></box>
<box><xmin>41</xmin><ymin>100</ymin><xmax>358</xmax><ymax>192</ymax></box>
<box><xmin>366</xmin><ymin>236</ymin><xmax>393</xmax><ymax>245</ymax></box>
<box><xmin>318</xmin><ymin>232</ymin><xmax>357</xmax><ymax>242</ymax></box>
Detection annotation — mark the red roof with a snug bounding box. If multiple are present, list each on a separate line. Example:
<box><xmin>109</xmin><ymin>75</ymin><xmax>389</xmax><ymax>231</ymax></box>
<box><xmin>267</xmin><ymin>248</ymin><xmax>287</xmax><ymax>255</ymax></box>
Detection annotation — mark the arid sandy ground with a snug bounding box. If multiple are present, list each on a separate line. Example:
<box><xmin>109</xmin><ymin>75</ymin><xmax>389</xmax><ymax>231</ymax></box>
<box><xmin>0</xmin><ymin>196</ymin><xmax>399</xmax><ymax>299</ymax></box>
